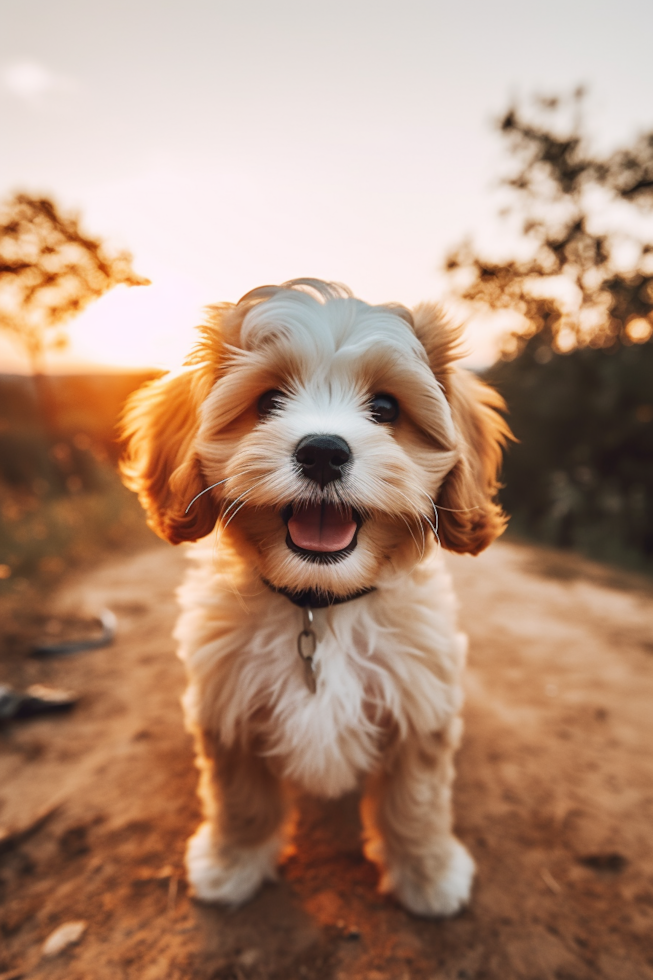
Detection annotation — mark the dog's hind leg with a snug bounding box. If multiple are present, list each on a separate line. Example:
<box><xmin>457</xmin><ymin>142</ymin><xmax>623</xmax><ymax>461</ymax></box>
<box><xmin>186</xmin><ymin>735</ymin><xmax>289</xmax><ymax>906</ymax></box>
<box><xmin>360</xmin><ymin>719</ymin><xmax>475</xmax><ymax>917</ymax></box>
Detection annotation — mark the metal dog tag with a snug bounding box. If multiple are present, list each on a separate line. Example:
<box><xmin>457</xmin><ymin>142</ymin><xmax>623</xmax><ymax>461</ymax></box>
<box><xmin>302</xmin><ymin>653</ymin><xmax>318</xmax><ymax>694</ymax></box>
<box><xmin>297</xmin><ymin>607</ymin><xmax>318</xmax><ymax>694</ymax></box>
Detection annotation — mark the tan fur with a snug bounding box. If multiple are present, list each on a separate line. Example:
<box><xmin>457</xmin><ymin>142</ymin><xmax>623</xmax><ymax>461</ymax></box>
<box><xmin>196</xmin><ymin>732</ymin><xmax>289</xmax><ymax>851</ymax></box>
<box><xmin>435</xmin><ymin>369</ymin><xmax>511</xmax><ymax>554</ymax></box>
<box><xmin>121</xmin><ymin>280</ymin><xmax>510</xmax><ymax>915</ymax></box>
<box><xmin>412</xmin><ymin>303</ymin><xmax>511</xmax><ymax>554</ymax></box>
<box><xmin>120</xmin><ymin>366</ymin><xmax>219</xmax><ymax>543</ymax></box>
<box><xmin>361</xmin><ymin>721</ymin><xmax>464</xmax><ymax>912</ymax></box>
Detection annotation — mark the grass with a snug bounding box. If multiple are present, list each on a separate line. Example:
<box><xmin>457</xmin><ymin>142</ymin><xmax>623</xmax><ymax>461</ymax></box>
<box><xmin>0</xmin><ymin>470</ymin><xmax>158</xmax><ymax>597</ymax></box>
<box><xmin>0</xmin><ymin>371</ymin><xmax>162</xmax><ymax>599</ymax></box>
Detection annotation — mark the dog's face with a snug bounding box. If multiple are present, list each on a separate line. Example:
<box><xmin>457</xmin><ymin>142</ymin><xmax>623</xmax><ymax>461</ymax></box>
<box><xmin>121</xmin><ymin>281</ymin><xmax>509</xmax><ymax>596</ymax></box>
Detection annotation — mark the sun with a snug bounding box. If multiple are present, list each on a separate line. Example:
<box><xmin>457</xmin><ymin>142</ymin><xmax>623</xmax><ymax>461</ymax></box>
<box><xmin>57</xmin><ymin>273</ymin><xmax>205</xmax><ymax>372</ymax></box>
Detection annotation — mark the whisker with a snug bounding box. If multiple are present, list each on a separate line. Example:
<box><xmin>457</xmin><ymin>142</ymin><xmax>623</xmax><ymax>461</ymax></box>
<box><xmin>415</xmin><ymin>492</ymin><xmax>442</xmax><ymax>549</ymax></box>
<box><xmin>222</xmin><ymin>498</ymin><xmax>250</xmax><ymax>532</ymax></box>
<box><xmin>420</xmin><ymin>489</ymin><xmax>480</xmax><ymax>514</ymax></box>
<box><xmin>409</xmin><ymin>514</ymin><xmax>426</xmax><ymax>560</ymax></box>
<box><xmin>209</xmin><ymin>479</ymin><xmax>263</xmax><ymax>569</ymax></box>
<box><xmin>384</xmin><ymin>485</ymin><xmax>426</xmax><ymax>559</ymax></box>
<box><xmin>213</xmin><ymin>479</ymin><xmax>267</xmax><ymax>557</ymax></box>
<box><xmin>393</xmin><ymin>505</ymin><xmax>425</xmax><ymax>560</ymax></box>
<box><xmin>411</xmin><ymin>510</ymin><xmax>426</xmax><ymax>560</ymax></box>
<box><xmin>220</xmin><ymin>482</ymin><xmax>262</xmax><ymax>524</ymax></box>
<box><xmin>421</xmin><ymin>513</ymin><xmax>441</xmax><ymax>550</ymax></box>
<box><xmin>185</xmin><ymin>476</ymin><xmax>235</xmax><ymax>515</ymax></box>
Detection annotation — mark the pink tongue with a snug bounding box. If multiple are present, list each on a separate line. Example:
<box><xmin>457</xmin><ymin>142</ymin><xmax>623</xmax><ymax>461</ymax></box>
<box><xmin>288</xmin><ymin>503</ymin><xmax>357</xmax><ymax>552</ymax></box>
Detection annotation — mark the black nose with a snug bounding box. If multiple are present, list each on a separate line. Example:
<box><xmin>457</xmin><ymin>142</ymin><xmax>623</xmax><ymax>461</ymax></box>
<box><xmin>294</xmin><ymin>434</ymin><xmax>351</xmax><ymax>488</ymax></box>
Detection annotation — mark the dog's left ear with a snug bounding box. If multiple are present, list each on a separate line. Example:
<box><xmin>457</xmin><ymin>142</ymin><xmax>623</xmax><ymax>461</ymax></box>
<box><xmin>412</xmin><ymin>304</ymin><xmax>512</xmax><ymax>556</ymax></box>
<box><xmin>437</xmin><ymin>367</ymin><xmax>511</xmax><ymax>554</ymax></box>
<box><xmin>120</xmin><ymin>367</ymin><xmax>218</xmax><ymax>544</ymax></box>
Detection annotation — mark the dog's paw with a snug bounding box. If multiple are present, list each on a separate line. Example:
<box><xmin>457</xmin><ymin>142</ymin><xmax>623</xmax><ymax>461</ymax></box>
<box><xmin>186</xmin><ymin>822</ymin><xmax>280</xmax><ymax>907</ymax></box>
<box><xmin>384</xmin><ymin>838</ymin><xmax>475</xmax><ymax>918</ymax></box>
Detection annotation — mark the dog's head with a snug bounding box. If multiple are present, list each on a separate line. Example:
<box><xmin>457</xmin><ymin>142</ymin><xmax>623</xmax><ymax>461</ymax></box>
<box><xmin>121</xmin><ymin>280</ymin><xmax>510</xmax><ymax>597</ymax></box>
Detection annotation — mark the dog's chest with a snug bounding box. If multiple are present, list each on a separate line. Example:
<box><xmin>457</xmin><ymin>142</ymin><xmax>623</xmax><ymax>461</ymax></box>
<box><xmin>238</xmin><ymin>598</ymin><xmax>461</xmax><ymax>798</ymax></box>
<box><xmin>248</xmin><ymin>608</ymin><xmax>395</xmax><ymax>795</ymax></box>
<box><xmin>178</xmin><ymin>559</ymin><xmax>464</xmax><ymax>800</ymax></box>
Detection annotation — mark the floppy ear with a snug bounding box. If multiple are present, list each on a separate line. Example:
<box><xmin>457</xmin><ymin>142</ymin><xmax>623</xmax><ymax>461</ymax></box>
<box><xmin>436</xmin><ymin>367</ymin><xmax>511</xmax><ymax>555</ymax></box>
<box><xmin>411</xmin><ymin>303</ymin><xmax>511</xmax><ymax>555</ymax></box>
<box><xmin>120</xmin><ymin>367</ymin><xmax>219</xmax><ymax>544</ymax></box>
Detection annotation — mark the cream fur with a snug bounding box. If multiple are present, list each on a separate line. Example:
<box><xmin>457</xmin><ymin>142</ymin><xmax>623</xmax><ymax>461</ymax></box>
<box><xmin>186</xmin><ymin>821</ymin><xmax>282</xmax><ymax>906</ymax></box>
<box><xmin>120</xmin><ymin>279</ymin><xmax>510</xmax><ymax>916</ymax></box>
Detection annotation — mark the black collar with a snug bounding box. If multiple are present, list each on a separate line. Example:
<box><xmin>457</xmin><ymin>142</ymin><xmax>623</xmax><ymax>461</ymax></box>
<box><xmin>261</xmin><ymin>578</ymin><xmax>376</xmax><ymax>609</ymax></box>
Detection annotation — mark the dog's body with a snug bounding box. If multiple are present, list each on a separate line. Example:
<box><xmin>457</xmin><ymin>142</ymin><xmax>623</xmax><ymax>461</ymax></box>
<box><xmin>121</xmin><ymin>280</ymin><xmax>509</xmax><ymax>917</ymax></box>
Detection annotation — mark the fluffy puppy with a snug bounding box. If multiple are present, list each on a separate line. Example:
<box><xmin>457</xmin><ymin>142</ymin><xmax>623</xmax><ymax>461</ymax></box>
<box><xmin>121</xmin><ymin>279</ymin><xmax>509</xmax><ymax>916</ymax></box>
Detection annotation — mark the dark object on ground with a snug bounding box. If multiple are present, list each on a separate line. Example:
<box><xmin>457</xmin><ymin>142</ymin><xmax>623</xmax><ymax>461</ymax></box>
<box><xmin>0</xmin><ymin>683</ymin><xmax>78</xmax><ymax>721</ymax></box>
<box><xmin>578</xmin><ymin>852</ymin><xmax>629</xmax><ymax>874</ymax></box>
<box><xmin>31</xmin><ymin>608</ymin><xmax>117</xmax><ymax>658</ymax></box>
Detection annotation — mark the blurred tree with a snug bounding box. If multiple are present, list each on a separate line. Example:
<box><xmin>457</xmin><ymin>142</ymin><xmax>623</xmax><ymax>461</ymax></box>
<box><xmin>0</xmin><ymin>197</ymin><xmax>151</xmax><ymax>584</ymax></box>
<box><xmin>446</xmin><ymin>88</ymin><xmax>653</xmax><ymax>355</ymax></box>
<box><xmin>0</xmin><ymin>192</ymin><xmax>149</xmax><ymax>377</ymax></box>
<box><xmin>445</xmin><ymin>91</ymin><xmax>653</xmax><ymax>569</ymax></box>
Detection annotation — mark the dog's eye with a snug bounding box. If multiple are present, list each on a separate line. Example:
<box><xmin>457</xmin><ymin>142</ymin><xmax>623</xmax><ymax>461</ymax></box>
<box><xmin>258</xmin><ymin>389</ymin><xmax>286</xmax><ymax>418</ymax></box>
<box><xmin>370</xmin><ymin>393</ymin><xmax>399</xmax><ymax>424</ymax></box>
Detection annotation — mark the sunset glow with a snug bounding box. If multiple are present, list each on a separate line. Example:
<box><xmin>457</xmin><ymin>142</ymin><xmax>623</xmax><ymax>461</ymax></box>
<box><xmin>63</xmin><ymin>275</ymin><xmax>204</xmax><ymax>372</ymax></box>
<box><xmin>2</xmin><ymin>1</ymin><xmax>653</xmax><ymax>374</ymax></box>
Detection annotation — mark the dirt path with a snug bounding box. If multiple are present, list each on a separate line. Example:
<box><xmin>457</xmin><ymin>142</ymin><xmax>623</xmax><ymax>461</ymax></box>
<box><xmin>1</xmin><ymin>540</ymin><xmax>652</xmax><ymax>980</ymax></box>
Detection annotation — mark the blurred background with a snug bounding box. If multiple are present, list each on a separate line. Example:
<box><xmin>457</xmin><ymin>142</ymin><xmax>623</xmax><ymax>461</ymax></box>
<box><xmin>1</xmin><ymin>0</ymin><xmax>653</xmax><ymax>596</ymax></box>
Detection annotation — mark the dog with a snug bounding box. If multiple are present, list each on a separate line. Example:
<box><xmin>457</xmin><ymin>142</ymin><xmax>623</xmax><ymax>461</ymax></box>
<box><xmin>120</xmin><ymin>278</ymin><xmax>509</xmax><ymax>916</ymax></box>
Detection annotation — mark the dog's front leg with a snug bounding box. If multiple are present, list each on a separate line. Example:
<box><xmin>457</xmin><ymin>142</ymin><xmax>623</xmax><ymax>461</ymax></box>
<box><xmin>186</xmin><ymin>735</ymin><xmax>288</xmax><ymax>907</ymax></box>
<box><xmin>361</xmin><ymin>721</ymin><xmax>475</xmax><ymax>917</ymax></box>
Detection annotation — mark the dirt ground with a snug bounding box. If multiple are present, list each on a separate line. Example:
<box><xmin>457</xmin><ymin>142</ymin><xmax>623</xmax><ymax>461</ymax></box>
<box><xmin>1</xmin><ymin>539</ymin><xmax>652</xmax><ymax>980</ymax></box>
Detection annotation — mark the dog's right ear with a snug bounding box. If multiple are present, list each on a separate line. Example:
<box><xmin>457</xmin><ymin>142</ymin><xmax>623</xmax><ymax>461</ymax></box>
<box><xmin>120</xmin><ymin>367</ymin><xmax>218</xmax><ymax>544</ymax></box>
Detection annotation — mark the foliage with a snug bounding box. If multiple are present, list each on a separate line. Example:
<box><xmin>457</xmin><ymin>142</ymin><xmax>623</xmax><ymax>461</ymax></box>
<box><xmin>485</xmin><ymin>340</ymin><xmax>653</xmax><ymax>569</ymax></box>
<box><xmin>0</xmin><ymin>195</ymin><xmax>154</xmax><ymax>596</ymax></box>
<box><xmin>0</xmin><ymin>463</ymin><xmax>156</xmax><ymax>593</ymax></box>
<box><xmin>0</xmin><ymin>373</ymin><xmax>161</xmax><ymax>595</ymax></box>
<box><xmin>447</xmin><ymin>89</ymin><xmax>653</xmax><ymax>354</ymax></box>
<box><xmin>0</xmin><ymin>193</ymin><xmax>149</xmax><ymax>373</ymax></box>
<box><xmin>446</xmin><ymin>91</ymin><xmax>653</xmax><ymax>571</ymax></box>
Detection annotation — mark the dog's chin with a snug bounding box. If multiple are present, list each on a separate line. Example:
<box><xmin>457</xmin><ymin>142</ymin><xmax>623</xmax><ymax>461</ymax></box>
<box><xmin>281</xmin><ymin>502</ymin><xmax>363</xmax><ymax>566</ymax></box>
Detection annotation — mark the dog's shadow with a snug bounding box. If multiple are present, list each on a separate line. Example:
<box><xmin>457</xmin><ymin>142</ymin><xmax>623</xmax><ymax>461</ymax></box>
<box><xmin>190</xmin><ymin>792</ymin><xmax>396</xmax><ymax>978</ymax></box>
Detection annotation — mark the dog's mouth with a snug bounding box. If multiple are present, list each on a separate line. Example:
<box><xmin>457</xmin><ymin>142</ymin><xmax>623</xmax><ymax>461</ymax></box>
<box><xmin>281</xmin><ymin>502</ymin><xmax>362</xmax><ymax>563</ymax></box>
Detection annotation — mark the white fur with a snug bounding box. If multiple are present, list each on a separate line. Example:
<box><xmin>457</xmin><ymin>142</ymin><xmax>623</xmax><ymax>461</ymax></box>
<box><xmin>177</xmin><ymin>543</ymin><xmax>466</xmax><ymax>799</ymax></box>
<box><xmin>186</xmin><ymin>821</ymin><xmax>281</xmax><ymax>906</ymax></box>
<box><xmin>379</xmin><ymin>838</ymin><xmax>476</xmax><ymax>917</ymax></box>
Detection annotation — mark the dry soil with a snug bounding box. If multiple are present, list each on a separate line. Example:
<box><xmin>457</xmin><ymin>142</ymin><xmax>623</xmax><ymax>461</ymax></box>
<box><xmin>1</xmin><ymin>540</ymin><xmax>652</xmax><ymax>980</ymax></box>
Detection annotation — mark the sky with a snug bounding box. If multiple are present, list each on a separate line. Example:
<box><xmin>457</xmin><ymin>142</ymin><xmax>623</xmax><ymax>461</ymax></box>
<box><xmin>1</xmin><ymin>0</ymin><xmax>653</xmax><ymax>373</ymax></box>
